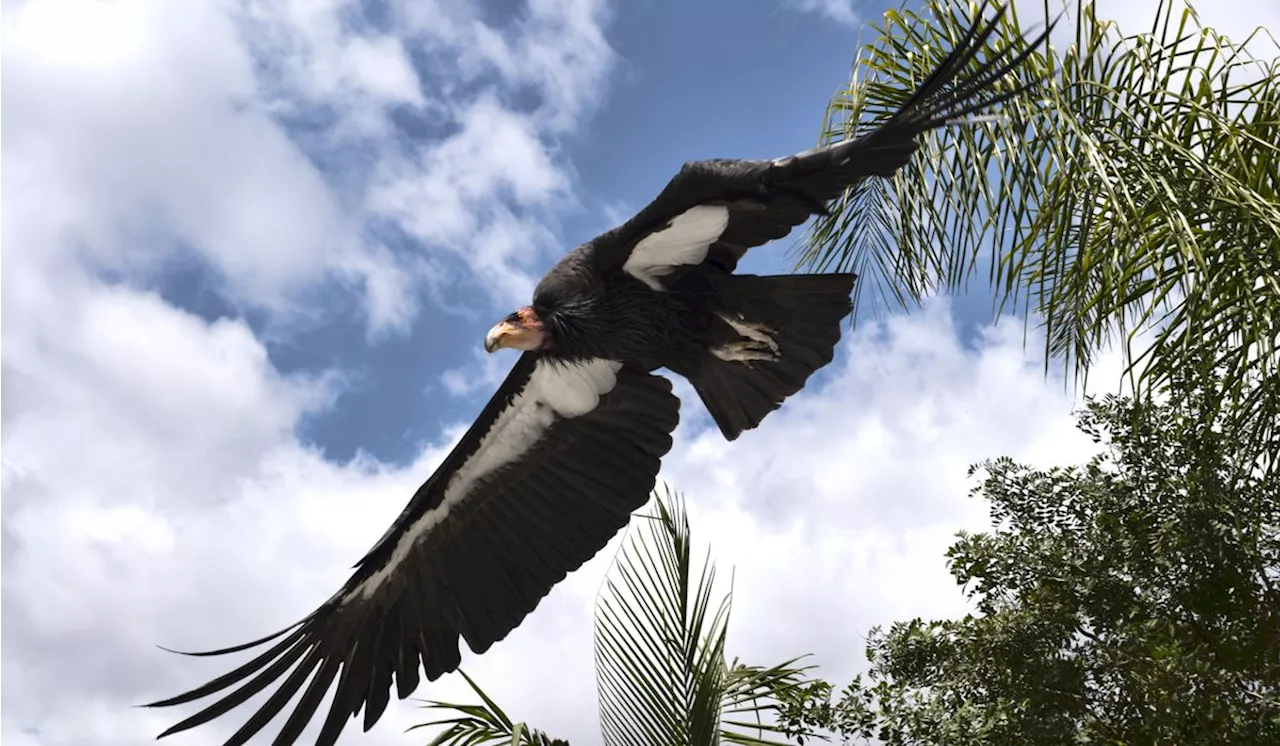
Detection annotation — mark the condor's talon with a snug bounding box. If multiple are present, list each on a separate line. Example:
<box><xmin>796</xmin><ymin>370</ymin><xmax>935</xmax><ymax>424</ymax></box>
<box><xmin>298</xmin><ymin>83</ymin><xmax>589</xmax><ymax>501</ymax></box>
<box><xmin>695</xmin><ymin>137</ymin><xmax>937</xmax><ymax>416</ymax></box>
<box><xmin>716</xmin><ymin>313</ymin><xmax>780</xmax><ymax>356</ymax></box>
<box><xmin>711</xmin><ymin>340</ymin><xmax>781</xmax><ymax>364</ymax></box>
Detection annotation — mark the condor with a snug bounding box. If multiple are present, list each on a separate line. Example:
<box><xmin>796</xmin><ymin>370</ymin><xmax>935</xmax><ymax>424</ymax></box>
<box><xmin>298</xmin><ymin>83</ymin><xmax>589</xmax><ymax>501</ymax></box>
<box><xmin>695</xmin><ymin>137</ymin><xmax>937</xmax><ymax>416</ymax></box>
<box><xmin>151</xmin><ymin>7</ymin><xmax>1047</xmax><ymax>744</ymax></box>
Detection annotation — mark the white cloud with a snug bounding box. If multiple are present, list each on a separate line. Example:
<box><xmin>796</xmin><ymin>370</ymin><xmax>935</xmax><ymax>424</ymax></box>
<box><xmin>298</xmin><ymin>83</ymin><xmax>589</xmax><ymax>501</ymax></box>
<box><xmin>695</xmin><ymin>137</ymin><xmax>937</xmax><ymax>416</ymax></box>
<box><xmin>3</xmin><ymin>0</ymin><xmax>359</xmax><ymax>317</ymax></box>
<box><xmin>2</xmin><ymin>292</ymin><xmax>1118</xmax><ymax>745</ymax></box>
<box><xmin>658</xmin><ymin>303</ymin><xmax>1111</xmax><ymax>684</ymax></box>
<box><xmin>2</xmin><ymin>0</ymin><xmax>617</xmax><ymax>335</ymax></box>
<box><xmin>358</xmin><ymin>0</ymin><xmax>617</xmax><ymax>316</ymax></box>
<box><xmin>367</xmin><ymin>97</ymin><xmax>569</xmax><ymax>309</ymax></box>
<box><xmin>1074</xmin><ymin>0</ymin><xmax>1280</xmax><ymax>59</ymax></box>
<box><xmin>439</xmin><ymin>347</ymin><xmax>512</xmax><ymax>398</ymax></box>
<box><xmin>400</xmin><ymin>0</ymin><xmax>615</xmax><ymax>133</ymax></box>
<box><xmin>241</xmin><ymin>0</ymin><xmax>424</xmax><ymax>112</ymax></box>
<box><xmin>0</xmin><ymin>0</ymin><xmax>619</xmax><ymax>737</ymax></box>
<box><xmin>782</xmin><ymin>0</ymin><xmax>859</xmax><ymax>26</ymax></box>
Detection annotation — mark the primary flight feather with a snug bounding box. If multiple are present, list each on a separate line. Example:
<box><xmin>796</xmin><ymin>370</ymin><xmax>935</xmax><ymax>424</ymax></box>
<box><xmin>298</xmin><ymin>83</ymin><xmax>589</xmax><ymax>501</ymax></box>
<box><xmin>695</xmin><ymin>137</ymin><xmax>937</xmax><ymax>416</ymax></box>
<box><xmin>150</xmin><ymin>6</ymin><xmax>1049</xmax><ymax>743</ymax></box>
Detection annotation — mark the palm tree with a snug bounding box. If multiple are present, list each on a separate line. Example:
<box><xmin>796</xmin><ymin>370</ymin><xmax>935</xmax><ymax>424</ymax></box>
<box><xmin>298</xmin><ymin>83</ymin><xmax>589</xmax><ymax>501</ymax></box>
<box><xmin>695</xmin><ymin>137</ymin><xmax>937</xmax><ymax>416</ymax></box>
<box><xmin>798</xmin><ymin>0</ymin><xmax>1279</xmax><ymax>467</ymax></box>
<box><xmin>412</xmin><ymin>488</ymin><xmax>819</xmax><ymax>746</ymax></box>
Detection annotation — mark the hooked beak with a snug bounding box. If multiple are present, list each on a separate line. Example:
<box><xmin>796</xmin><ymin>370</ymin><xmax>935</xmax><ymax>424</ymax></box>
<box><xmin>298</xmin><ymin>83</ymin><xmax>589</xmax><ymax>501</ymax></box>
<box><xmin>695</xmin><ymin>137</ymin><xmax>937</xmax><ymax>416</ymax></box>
<box><xmin>484</xmin><ymin>321</ymin><xmax>516</xmax><ymax>353</ymax></box>
<box><xmin>484</xmin><ymin>309</ymin><xmax>548</xmax><ymax>353</ymax></box>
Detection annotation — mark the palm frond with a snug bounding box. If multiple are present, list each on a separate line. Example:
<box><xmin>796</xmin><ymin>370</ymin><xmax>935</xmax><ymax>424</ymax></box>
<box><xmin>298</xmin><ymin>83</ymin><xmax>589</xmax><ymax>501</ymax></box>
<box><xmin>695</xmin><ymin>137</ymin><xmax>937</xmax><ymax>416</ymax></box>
<box><xmin>594</xmin><ymin>487</ymin><xmax>815</xmax><ymax>746</ymax></box>
<box><xmin>798</xmin><ymin>0</ymin><xmax>1280</xmax><ymax>466</ymax></box>
<box><xmin>414</xmin><ymin>488</ymin><xmax>832</xmax><ymax>746</ymax></box>
<box><xmin>594</xmin><ymin>486</ymin><xmax>721</xmax><ymax>746</ymax></box>
<box><xmin>411</xmin><ymin>669</ymin><xmax>568</xmax><ymax>746</ymax></box>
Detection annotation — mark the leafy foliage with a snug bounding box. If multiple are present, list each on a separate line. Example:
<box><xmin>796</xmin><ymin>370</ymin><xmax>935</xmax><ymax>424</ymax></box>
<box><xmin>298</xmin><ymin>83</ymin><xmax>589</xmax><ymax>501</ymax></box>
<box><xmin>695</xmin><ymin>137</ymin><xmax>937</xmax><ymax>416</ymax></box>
<box><xmin>775</xmin><ymin>359</ymin><xmax>1280</xmax><ymax>745</ymax></box>
<box><xmin>412</xmin><ymin>669</ymin><xmax>568</xmax><ymax>746</ymax></box>
<box><xmin>799</xmin><ymin>0</ymin><xmax>1280</xmax><ymax>467</ymax></box>
<box><xmin>415</xmin><ymin>488</ymin><xmax>826</xmax><ymax>746</ymax></box>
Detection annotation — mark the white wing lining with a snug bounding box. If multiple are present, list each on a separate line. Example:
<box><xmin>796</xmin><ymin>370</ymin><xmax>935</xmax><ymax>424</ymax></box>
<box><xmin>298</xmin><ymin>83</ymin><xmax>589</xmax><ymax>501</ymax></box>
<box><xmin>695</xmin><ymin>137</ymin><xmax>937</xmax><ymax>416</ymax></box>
<box><xmin>348</xmin><ymin>358</ymin><xmax>623</xmax><ymax>600</ymax></box>
<box><xmin>622</xmin><ymin>204</ymin><xmax>730</xmax><ymax>290</ymax></box>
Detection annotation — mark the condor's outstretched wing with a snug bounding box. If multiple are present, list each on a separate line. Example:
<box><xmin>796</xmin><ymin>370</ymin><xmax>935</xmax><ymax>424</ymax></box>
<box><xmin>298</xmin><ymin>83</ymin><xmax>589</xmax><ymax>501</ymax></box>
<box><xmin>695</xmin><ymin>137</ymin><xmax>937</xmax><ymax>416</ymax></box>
<box><xmin>570</xmin><ymin>2</ymin><xmax>1049</xmax><ymax>291</ymax></box>
<box><xmin>147</xmin><ymin>354</ymin><xmax>680</xmax><ymax>746</ymax></box>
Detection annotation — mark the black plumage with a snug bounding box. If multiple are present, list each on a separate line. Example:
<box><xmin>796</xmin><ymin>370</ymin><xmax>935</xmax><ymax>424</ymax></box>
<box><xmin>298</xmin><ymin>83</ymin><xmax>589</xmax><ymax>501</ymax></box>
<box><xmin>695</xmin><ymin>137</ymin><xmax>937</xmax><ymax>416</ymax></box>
<box><xmin>150</xmin><ymin>6</ymin><xmax>1049</xmax><ymax>743</ymax></box>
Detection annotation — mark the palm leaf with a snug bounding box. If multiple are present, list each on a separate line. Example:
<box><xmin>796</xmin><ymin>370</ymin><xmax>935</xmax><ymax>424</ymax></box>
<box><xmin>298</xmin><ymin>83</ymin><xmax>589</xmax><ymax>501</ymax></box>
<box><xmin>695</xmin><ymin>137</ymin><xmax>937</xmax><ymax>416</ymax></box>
<box><xmin>594</xmin><ymin>487</ymin><xmax>814</xmax><ymax>746</ymax></box>
<box><xmin>414</xmin><ymin>488</ymin><xmax>831</xmax><ymax>746</ymax></box>
<box><xmin>798</xmin><ymin>0</ymin><xmax>1280</xmax><ymax>467</ymax></box>
<box><xmin>411</xmin><ymin>669</ymin><xmax>567</xmax><ymax>746</ymax></box>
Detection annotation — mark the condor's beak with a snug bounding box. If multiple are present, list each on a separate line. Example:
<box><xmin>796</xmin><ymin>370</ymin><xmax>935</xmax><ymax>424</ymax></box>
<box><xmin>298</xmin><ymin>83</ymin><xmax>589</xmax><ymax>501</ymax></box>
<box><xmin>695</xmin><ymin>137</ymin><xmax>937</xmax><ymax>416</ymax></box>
<box><xmin>485</xmin><ymin>314</ymin><xmax>548</xmax><ymax>353</ymax></box>
<box><xmin>484</xmin><ymin>321</ymin><xmax>515</xmax><ymax>353</ymax></box>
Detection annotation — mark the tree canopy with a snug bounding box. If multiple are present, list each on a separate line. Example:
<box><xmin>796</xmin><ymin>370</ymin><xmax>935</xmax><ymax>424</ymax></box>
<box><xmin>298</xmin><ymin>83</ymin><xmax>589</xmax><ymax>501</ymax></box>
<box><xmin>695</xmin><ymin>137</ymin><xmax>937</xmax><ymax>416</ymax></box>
<box><xmin>776</xmin><ymin>358</ymin><xmax>1279</xmax><ymax>744</ymax></box>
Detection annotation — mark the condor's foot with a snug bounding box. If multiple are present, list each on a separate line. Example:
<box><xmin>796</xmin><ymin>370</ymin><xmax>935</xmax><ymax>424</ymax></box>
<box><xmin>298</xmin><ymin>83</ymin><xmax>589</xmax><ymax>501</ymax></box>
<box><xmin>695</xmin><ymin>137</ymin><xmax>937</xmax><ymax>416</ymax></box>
<box><xmin>715</xmin><ymin>314</ymin><xmax>779</xmax><ymax>354</ymax></box>
<box><xmin>710</xmin><ymin>339</ymin><xmax>781</xmax><ymax>364</ymax></box>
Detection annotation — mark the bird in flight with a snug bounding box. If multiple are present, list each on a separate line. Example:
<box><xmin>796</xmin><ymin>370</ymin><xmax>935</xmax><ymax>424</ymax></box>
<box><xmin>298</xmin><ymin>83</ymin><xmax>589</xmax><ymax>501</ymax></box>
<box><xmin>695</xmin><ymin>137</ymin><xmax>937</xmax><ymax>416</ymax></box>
<box><xmin>149</xmin><ymin>5</ymin><xmax>1049</xmax><ymax>744</ymax></box>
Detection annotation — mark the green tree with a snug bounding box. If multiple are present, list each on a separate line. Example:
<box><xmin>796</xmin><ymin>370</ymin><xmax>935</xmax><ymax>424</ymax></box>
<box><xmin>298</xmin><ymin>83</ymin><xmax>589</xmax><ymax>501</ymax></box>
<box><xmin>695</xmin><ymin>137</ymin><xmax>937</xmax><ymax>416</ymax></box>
<box><xmin>413</xmin><ymin>488</ymin><xmax>824</xmax><ymax>746</ymax></box>
<box><xmin>798</xmin><ymin>0</ymin><xmax>1280</xmax><ymax>467</ymax></box>
<box><xmin>775</xmin><ymin>358</ymin><xmax>1280</xmax><ymax>744</ymax></box>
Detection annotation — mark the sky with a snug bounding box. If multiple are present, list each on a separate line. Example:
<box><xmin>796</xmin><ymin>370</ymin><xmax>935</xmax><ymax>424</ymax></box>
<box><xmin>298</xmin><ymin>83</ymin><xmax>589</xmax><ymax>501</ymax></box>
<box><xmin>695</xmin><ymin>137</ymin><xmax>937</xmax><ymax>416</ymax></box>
<box><xmin>3</xmin><ymin>0</ymin><xmax>1276</xmax><ymax>745</ymax></box>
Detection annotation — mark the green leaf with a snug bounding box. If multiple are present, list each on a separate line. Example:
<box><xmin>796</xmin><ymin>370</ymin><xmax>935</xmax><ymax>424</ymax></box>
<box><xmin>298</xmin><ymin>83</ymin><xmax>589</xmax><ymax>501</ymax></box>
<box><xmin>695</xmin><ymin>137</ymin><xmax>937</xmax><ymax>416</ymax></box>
<box><xmin>594</xmin><ymin>487</ymin><xmax>822</xmax><ymax>746</ymax></box>
<box><xmin>411</xmin><ymin>670</ymin><xmax>567</xmax><ymax>746</ymax></box>
<box><xmin>414</xmin><ymin>491</ymin><xmax>855</xmax><ymax>746</ymax></box>
<box><xmin>798</xmin><ymin>0</ymin><xmax>1280</xmax><ymax>469</ymax></box>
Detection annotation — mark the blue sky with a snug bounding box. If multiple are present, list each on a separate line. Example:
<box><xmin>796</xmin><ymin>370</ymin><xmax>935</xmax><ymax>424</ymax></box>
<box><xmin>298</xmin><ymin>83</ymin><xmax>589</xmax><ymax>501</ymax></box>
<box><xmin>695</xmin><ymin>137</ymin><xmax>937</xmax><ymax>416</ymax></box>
<box><xmin>246</xmin><ymin>0</ymin><xmax>1029</xmax><ymax>466</ymax></box>
<box><xmin>6</xmin><ymin>1</ymin><xmax>1268</xmax><ymax>744</ymax></box>
<box><xmin>237</xmin><ymin>0</ymin><xmax>909</xmax><ymax>466</ymax></box>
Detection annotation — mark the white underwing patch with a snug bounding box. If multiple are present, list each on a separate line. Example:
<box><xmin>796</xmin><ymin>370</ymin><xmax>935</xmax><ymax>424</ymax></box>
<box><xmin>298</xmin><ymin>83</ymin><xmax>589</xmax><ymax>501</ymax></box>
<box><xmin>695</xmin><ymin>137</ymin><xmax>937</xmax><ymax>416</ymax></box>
<box><xmin>347</xmin><ymin>358</ymin><xmax>622</xmax><ymax>600</ymax></box>
<box><xmin>623</xmin><ymin>204</ymin><xmax>730</xmax><ymax>291</ymax></box>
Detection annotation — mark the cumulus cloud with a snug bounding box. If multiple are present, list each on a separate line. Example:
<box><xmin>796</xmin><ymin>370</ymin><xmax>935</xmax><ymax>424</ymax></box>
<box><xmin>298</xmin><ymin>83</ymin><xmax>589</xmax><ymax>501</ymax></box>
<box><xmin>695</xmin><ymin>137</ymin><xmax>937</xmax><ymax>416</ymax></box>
<box><xmin>2</xmin><ymin>0</ymin><xmax>616</xmax><ymax>335</ymax></box>
<box><xmin>438</xmin><ymin>346</ymin><xmax>513</xmax><ymax>399</ymax></box>
<box><xmin>2</xmin><ymin>0</ymin><xmax>618</xmax><ymax>737</ymax></box>
<box><xmin>4</xmin><ymin>0</ymin><xmax>355</xmax><ymax>317</ymax></box>
<box><xmin>2</xmin><ymin>292</ymin><xmax>1114</xmax><ymax>745</ymax></box>
<box><xmin>660</xmin><ymin>304</ymin><xmax>1114</xmax><ymax>683</ymax></box>
<box><xmin>1078</xmin><ymin>0</ymin><xmax>1280</xmax><ymax>56</ymax></box>
<box><xmin>781</xmin><ymin>0</ymin><xmax>859</xmax><ymax>26</ymax></box>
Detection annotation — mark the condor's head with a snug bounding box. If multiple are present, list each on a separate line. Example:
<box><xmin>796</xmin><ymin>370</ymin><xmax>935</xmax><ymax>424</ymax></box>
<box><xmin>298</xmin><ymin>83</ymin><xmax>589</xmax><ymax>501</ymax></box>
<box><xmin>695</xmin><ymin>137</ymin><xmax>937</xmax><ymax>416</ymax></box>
<box><xmin>484</xmin><ymin>306</ymin><xmax>551</xmax><ymax>353</ymax></box>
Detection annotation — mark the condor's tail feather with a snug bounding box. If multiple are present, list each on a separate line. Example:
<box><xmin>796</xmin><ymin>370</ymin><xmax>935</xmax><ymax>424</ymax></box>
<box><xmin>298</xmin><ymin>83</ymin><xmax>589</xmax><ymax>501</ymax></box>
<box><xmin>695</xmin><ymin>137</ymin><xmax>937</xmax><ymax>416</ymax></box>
<box><xmin>690</xmin><ymin>272</ymin><xmax>855</xmax><ymax>441</ymax></box>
